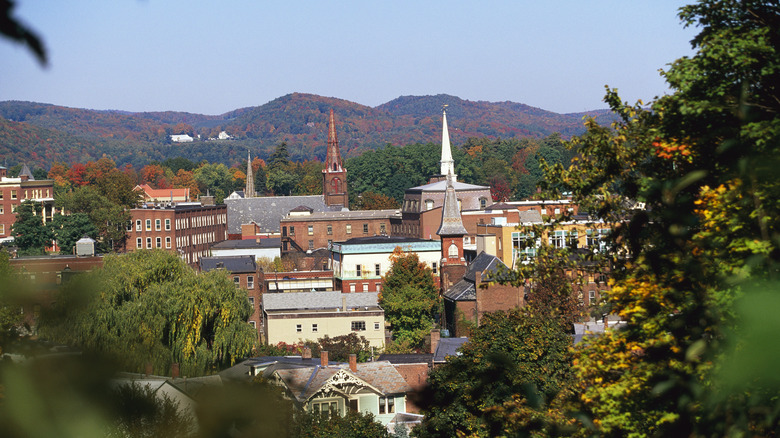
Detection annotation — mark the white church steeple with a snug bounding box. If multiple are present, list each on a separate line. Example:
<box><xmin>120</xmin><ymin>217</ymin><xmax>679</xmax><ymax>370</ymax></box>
<box><xmin>440</xmin><ymin>106</ymin><xmax>456</xmax><ymax>181</ymax></box>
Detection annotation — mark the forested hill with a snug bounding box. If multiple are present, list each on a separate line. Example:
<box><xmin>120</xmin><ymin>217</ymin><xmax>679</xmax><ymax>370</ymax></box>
<box><xmin>0</xmin><ymin>94</ymin><xmax>613</xmax><ymax>169</ymax></box>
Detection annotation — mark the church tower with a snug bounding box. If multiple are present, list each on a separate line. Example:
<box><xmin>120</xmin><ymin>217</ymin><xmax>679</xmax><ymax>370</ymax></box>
<box><xmin>437</xmin><ymin>173</ymin><xmax>468</xmax><ymax>291</ymax></box>
<box><xmin>245</xmin><ymin>150</ymin><xmax>255</xmax><ymax>198</ymax></box>
<box><xmin>322</xmin><ymin>109</ymin><xmax>348</xmax><ymax>208</ymax></box>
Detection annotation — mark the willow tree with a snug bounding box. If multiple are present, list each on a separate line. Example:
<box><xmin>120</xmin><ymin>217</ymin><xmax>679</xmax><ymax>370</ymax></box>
<box><xmin>41</xmin><ymin>250</ymin><xmax>256</xmax><ymax>376</ymax></box>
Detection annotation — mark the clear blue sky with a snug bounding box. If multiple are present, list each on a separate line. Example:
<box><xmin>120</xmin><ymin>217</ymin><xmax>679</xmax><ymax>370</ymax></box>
<box><xmin>0</xmin><ymin>1</ymin><xmax>697</xmax><ymax>115</ymax></box>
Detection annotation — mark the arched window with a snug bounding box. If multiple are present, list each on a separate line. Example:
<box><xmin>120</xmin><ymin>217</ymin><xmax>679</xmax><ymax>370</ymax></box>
<box><xmin>331</xmin><ymin>177</ymin><xmax>341</xmax><ymax>193</ymax></box>
<box><xmin>425</xmin><ymin>199</ymin><xmax>434</xmax><ymax>211</ymax></box>
<box><xmin>448</xmin><ymin>243</ymin><xmax>459</xmax><ymax>259</ymax></box>
<box><xmin>332</xmin><ymin>163</ymin><xmax>338</xmax><ymax>171</ymax></box>
<box><xmin>479</xmin><ymin>198</ymin><xmax>487</xmax><ymax>209</ymax></box>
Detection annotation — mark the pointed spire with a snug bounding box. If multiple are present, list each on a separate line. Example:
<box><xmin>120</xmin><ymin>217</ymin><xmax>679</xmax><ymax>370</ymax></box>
<box><xmin>437</xmin><ymin>172</ymin><xmax>467</xmax><ymax>236</ymax></box>
<box><xmin>440</xmin><ymin>107</ymin><xmax>456</xmax><ymax>180</ymax></box>
<box><xmin>245</xmin><ymin>150</ymin><xmax>255</xmax><ymax>198</ymax></box>
<box><xmin>325</xmin><ymin>109</ymin><xmax>342</xmax><ymax>172</ymax></box>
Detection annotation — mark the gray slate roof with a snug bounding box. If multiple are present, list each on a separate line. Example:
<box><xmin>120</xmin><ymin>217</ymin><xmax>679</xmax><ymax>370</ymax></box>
<box><xmin>443</xmin><ymin>251</ymin><xmax>509</xmax><ymax>301</ymax></box>
<box><xmin>263</xmin><ymin>291</ymin><xmax>379</xmax><ymax>311</ymax></box>
<box><xmin>199</xmin><ymin>255</ymin><xmax>256</xmax><ymax>273</ymax></box>
<box><xmin>275</xmin><ymin>361</ymin><xmax>411</xmax><ymax>402</ymax></box>
<box><xmin>226</xmin><ymin>195</ymin><xmax>338</xmax><ymax>234</ymax></box>
<box><xmin>437</xmin><ymin>178</ymin><xmax>468</xmax><ymax>236</ymax></box>
<box><xmin>433</xmin><ymin>337</ymin><xmax>468</xmax><ymax>363</ymax></box>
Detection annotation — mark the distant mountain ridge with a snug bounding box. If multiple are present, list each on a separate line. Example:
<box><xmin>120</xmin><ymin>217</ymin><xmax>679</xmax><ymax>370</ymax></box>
<box><xmin>0</xmin><ymin>94</ymin><xmax>614</xmax><ymax>169</ymax></box>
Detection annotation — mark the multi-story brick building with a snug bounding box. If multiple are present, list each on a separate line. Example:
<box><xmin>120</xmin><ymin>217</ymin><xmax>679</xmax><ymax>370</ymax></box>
<box><xmin>280</xmin><ymin>208</ymin><xmax>400</xmax><ymax>254</ymax></box>
<box><xmin>0</xmin><ymin>165</ymin><xmax>56</xmax><ymax>242</ymax></box>
<box><xmin>125</xmin><ymin>202</ymin><xmax>227</xmax><ymax>266</ymax></box>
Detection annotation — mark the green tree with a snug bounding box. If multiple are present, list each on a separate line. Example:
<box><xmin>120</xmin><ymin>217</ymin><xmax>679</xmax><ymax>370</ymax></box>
<box><xmin>11</xmin><ymin>200</ymin><xmax>53</xmax><ymax>255</ymax></box>
<box><xmin>291</xmin><ymin>410</ymin><xmax>392</xmax><ymax>438</ymax></box>
<box><xmin>537</xmin><ymin>1</ymin><xmax>780</xmax><ymax>435</ymax></box>
<box><xmin>57</xmin><ymin>186</ymin><xmax>130</xmax><ymax>252</ymax></box>
<box><xmin>40</xmin><ymin>250</ymin><xmax>257</xmax><ymax>376</ymax></box>
<box><xmin>353</xmin><ymin>191</ymin><xmax>400</xmax><ymax>210</ymax></box>
<box><xmin>380</xmin><ymin>248</ymin><xmax>438</xmax><ymax>349</ymax></box>
<box><xmin>415</xmin><ymin>307</ymin><xmax>574</xmax><ymax>438</ymax></box>
<box><xmin>107</xmin><ymin>383</ymin><xmax>194</xmax><ymax>438</ymax></box>
<box><xmin>193</xmin><ymin>162</ymin><xmax>233</xmax><ymax>203</ymax></box>
<box><xmin>267</xmin><ymin>167</ymin><xmax>299</xmax><ymax>196</ymax></box>
<box><xmin>50</xmin><ymin>213</ymin><xmax>99</xmax><ymax>255</ymax></box>
<box><xmin>268</xmin><ymin>142</ymin><xmax>291</xmax><ymax>171</ymax></box>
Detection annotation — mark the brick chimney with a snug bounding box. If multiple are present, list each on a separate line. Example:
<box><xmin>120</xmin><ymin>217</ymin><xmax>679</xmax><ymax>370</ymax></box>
<box><xmin>349</xmin><ymin>354</ymin><xmax>357</xmax><ymax>373</ymax></box>
<box><xmin>429</xmin><ymin>329</ymin><xmax>440</xmax><ymax>354</ymax></box>
<box><xmin>302</xmin><ymin>346</ymin><xmax>312</xmax><ymax>360</ymax></box>
<box><xmin>320</xmin><ymin>350</ymin><xmax>329</xmax><ymax>367</ymax></box>
<box><xmin>145</xmin><ymin>363</ymin><xmax>153</xmax><ymax>376</ymax></box>
<box><xmin>474</xmin><ymin>270</ymin><xmax>482</xmax><ymax>290</ymax></box>
<box><xmin>171</xmin><ymin>363</ymin><xmax>180</xmax><ymax>379</ymax></box>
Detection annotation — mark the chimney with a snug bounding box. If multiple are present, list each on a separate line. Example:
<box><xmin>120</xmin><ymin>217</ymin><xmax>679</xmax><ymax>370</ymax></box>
<box><xmin>320</xmin><ymin>351</ymin><xmax>329</xmax><ymax>367</ymax></box>
<box><xmin>342</xmin><ymin>295</ymin><xmax>347</xmax><ymax>311</ymax></box>
<box><xmin>474</xmin><ymin>270</ymin><xmax>482</xmax><ymax>290</ymax></box>
<box><xmin>429</xmin><ymin>329</ymin><xmax>440</xmax><ymax>354</ymax></box>
<box><xmin>302</xmin><ymin>346</ymin><xmax>312</xmax><ymax>360</ymax></box>
<box><xmin>145</xmin><ymin>363</ymin><xmax>153</xmax><ymax>376</ymax></box>
<box><xmin>171</xmin><ymin>363</ymin><xmax>180</xmax><ymax>379</ymax></box>
<box><xmin>349</xmin><ymin>354</ymin><xmax>357</xmax><ymax>373</ymax></box>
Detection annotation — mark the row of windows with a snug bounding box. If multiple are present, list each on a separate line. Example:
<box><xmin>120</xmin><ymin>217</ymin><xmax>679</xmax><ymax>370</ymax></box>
<box><xmin>286</xmin><ymin>222</ymin><xmax>385</xmax><ymax>237</ymax></box>
<box><xmin>293</xmin><ymin>321</ymin><xmax>381</xmax><ymax>333</ymax></box>
<box><xmin>0</xmin><ymin>188</ymin><xmax>51</xmax><ymax>201</ymax></box>
<box><xmin>348</xmin><ymin>283</ymin><xmax>382</xmax><ymax>293</ymax></box>
<box><xmin>137</xmin><ymin>236</ymin><xmax>172</xmax><ymax>249</ymax></box>
<box><xmin>132</xmin><ymin>218</ymin><xmax>172</xmax><ymax>232</ymax></box>
<box><xmin>176</xmin><ymin>232</ymin><xmax>216</xmax><ymax>248</ymax></box>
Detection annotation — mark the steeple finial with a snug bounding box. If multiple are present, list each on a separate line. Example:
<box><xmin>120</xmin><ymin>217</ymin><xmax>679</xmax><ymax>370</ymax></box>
<box><xmin>245</xmin><ymin>150</ymin><xmax>255</xmax><ymax>198</ymax></box>
<box><xmin>440</xmin><ymin>106</ymin><xmax>456</xmax><ymax>180</ymax></box>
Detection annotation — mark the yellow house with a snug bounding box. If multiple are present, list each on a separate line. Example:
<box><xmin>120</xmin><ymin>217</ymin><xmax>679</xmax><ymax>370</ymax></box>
<box><xmin>262</xmin><ymin>291</ymin><xmax>385</xmax><ymax>349</ymax></box>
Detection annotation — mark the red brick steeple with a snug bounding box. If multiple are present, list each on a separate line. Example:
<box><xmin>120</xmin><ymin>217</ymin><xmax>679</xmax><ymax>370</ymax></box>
<box><xmin>322</xmin><ymin>109</ymin><xmax>348</xmax><ymax>208</ymax></box>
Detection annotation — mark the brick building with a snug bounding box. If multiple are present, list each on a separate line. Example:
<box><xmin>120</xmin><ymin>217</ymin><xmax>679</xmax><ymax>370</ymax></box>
<box><xmin>125</xmin><ymin>202</ymin><xmax>227</xmax><ymax>266</ymax></box>
<box><xmin>280</xmin><ymin>208</ymin><xmax>399</xmax><ymax>254</ymax></box>
<box><xmin>442</xmin><ymin>251</ymin><xmax>525</xmax><ymax>337</ymax></box>
<box><xmin>0</xmin><ymin>165</ymin><xmax>56</xmax><ymax>242</ymax></box>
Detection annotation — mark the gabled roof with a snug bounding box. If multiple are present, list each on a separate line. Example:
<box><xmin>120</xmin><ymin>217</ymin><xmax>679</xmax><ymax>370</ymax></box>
<box><xmin>226</xmin><ymin>195</ymin><xmax>339</xmax><ymax>234</ymax></box>
<box><xmin>134</xmin><ymin>184</ymin><xmax>190</xmax><ymax>201</ymax></box>
<box><xmin>199</xmin><ymin>255</ymin><xmax>256</xmax><ymax>273</ymax></box>
<box><xmin>274</xmin><ymin>361</ymin><xmax>411</xmax><ymax>403</ymax></box>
